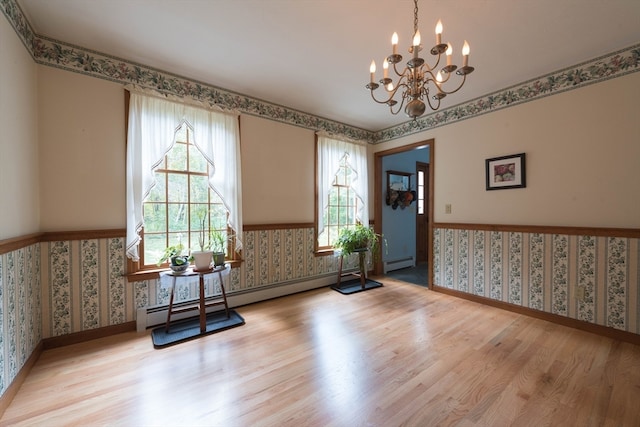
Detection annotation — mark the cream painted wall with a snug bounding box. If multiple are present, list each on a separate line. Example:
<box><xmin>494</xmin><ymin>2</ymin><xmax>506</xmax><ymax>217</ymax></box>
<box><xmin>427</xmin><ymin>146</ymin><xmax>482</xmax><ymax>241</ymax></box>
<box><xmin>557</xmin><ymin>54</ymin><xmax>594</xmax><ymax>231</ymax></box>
<box><xmin>372</xmin><ymin>72</ymin><xmax>640</xmax><ymax>228</ymax></box>
<box><xmin>241</xmin><ymin>115</ymin><xmax>315</xmax><ymax>224</ymax></box>
<box><xmin>0</xmin><ymin>17</ymin><xmax>39</xmax><ymax>239</ymax></box>
<box><xmin>37</xmin><ymin>67</ymin><xmax>126</xmax><ymax>231</ymax></box>
<box><xmin>33</xmin><ymin>59</ymin><xmax>640</xmax><ymax>231</ymax></box>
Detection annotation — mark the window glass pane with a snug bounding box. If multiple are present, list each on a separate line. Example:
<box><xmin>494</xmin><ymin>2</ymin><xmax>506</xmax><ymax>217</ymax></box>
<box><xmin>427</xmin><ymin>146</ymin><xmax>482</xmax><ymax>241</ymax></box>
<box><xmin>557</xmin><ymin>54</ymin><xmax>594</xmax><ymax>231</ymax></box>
<box><xmin>211</xmin><ymin>204</ymin><xmax>227</xmax><ymax>229</ymax></box>
<box><xmin>174</xmin><ymin>125</ymin><xmax>187</xmax><ymax>142</ymax></box>
<box><xmin>167</xmin><ymin>232</ymin><xmax>187</xmax><ymax>249</ymax></box>
<box><xmin>338</xmin><ymin>188</ymin><xmax>348</xmax><ymax>206</ymax></box>
<box><xmin>144</xmin><ymin>233</ymin><xmax>166</xmax><ymax>265</ymax></box>
<box><xmin>418</xmin><ymin>170</ymin><xmax>424</xmax><ymax>186</ymax></box>
<box><xmin>168</xmin><ymin>203</ymin><xmax>188</xmax><ymax>233</ymax></box>
<box><xmin>328</xmin><ymin>203</ymin><xmax>338</xmax><ymax>226</ymax></box>
<box><xmin>190</xmin><ymin>231</ymin><xmax>202</xmax><ymax>251</ymax></box>
<box><xmin>418</xmin><ymin>200</ymin><xmax>424</xmax><ymax>214</ymax></box>
<box><xmin>346</xmin><ymin>204</ymin><xmax>355</xmax><ymax>225</ymax></box>
<box><xmin>167</xmin><ymin>142</ymin><xmax>187</xmax><ymax>171</ymax></box>
<box><xmin>167</xmin><ymin>173</ymin><xmax>188</xmax><ymax>203</ymax></box>
<box><xmin>328</xmin><ymin>225</ymin><xmax>338</xmax><ymax>246</ymax></box>
<box><xmin>189</xmin><ymin>145</ymin><xmax>207</xmax><ymax>173</ymax></box>
<box><xmin>148</xmin><ymin>175</ymin><xmax>166</xmax><ymax>202</ymax></box>
<box><xmin>190</xmin><ymin>204</ymin><xmax>209</xmax><ymax>230</ymax></box>
<box><xmin>190</xmin><ymin>175</ymin><xmax>210</xmax><ymax>203</ymax></box>
<box><xmin>143</xmin><ymin>203</ymin><xmax>166</xmax><ymax>232</ymax></box>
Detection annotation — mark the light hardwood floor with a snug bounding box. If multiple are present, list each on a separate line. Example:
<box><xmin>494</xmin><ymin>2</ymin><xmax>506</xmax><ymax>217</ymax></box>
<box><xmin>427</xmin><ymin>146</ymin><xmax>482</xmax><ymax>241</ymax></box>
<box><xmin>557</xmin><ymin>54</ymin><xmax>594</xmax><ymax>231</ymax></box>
<box><xmin>2</xmin><ymin>278</ymin><xmax>640</xmax><ymax>426</ymax></box>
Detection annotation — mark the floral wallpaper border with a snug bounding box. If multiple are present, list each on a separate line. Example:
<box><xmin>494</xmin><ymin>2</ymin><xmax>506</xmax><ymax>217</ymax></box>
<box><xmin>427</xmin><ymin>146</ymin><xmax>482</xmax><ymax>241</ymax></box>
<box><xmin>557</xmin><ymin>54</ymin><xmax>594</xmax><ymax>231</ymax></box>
<box><xmin>2</xmin><ymin>0</ymin><xmax>638</xmax><ymax>144</ymax></box>
<box><xmin>433</xmin><ymin>227</ymin><xmax>640</xmax><ymax>334</ymax></box>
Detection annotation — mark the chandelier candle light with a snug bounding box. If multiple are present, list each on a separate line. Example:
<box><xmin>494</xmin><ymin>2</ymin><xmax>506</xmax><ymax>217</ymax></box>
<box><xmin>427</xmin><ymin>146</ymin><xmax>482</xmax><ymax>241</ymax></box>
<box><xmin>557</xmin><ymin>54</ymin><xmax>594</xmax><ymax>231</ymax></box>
<box><xmin>366</xmin><ymin>0</ymin><xmax>475</xmax><ymax>119</ymax></box>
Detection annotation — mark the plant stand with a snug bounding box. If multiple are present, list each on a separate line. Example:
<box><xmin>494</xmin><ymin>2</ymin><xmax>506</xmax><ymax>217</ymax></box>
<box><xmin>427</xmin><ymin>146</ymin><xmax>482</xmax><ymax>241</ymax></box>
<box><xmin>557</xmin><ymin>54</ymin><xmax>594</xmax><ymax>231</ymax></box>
<box><xmin>336</xmin><ymin>248</ymin><xmax>368</xmax><ymax>290</ymax></box>
<box><xmin>164</xmin><ymin>264</ymin><xmax>230</xmax><ymax>333</ymax></box>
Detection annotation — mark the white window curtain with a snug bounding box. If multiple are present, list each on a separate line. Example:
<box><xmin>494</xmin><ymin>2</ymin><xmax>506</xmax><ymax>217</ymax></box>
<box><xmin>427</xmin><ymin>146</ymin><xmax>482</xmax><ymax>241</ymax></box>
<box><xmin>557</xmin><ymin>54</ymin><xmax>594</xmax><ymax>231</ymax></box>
<box><xmin>317</xmin><ymin>133</ymin><xmax>369</xmax><ymax>238</ymax></box>
<box><xmin>126</xmin><ymin>91</ymin><xmax>243</xmax><ymax>261</ymax></box>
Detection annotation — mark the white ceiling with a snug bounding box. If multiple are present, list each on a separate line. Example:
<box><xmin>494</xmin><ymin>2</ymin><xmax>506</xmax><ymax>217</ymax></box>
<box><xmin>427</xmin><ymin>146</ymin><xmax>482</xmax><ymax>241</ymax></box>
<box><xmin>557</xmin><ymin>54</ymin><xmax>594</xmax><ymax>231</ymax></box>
<box><xmin>18</xmin><ymin>0</ymin><xmax>640</xmax><ymax>131</ymax></box>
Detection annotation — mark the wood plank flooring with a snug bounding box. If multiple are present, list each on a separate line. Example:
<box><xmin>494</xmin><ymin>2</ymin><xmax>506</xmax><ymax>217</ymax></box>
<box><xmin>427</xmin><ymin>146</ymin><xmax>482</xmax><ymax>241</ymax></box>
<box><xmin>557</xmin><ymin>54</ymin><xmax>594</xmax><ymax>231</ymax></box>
<box><xmin>2</xmin><ymin>278</ymin><xmax>640</xmax><ymax>426</ymax></box>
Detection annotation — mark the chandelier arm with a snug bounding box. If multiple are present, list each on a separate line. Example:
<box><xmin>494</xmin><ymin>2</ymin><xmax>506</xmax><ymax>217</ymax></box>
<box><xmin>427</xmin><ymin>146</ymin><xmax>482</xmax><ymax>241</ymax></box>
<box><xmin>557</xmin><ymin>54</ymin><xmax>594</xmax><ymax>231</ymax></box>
<box><xmin>368</xmin><ymin>90</ymin><xmax>394</xmax><ymax>105</ymax></box>
<box><xmin>422</xmin><ymin>54</ymin><xmax>442</xmax><ymax>74</ymax></box>
<box><xmin>369</xmin><ymin>80</ymin><xmax>408</xmax><ymax>105</ymax></box>
<box><xmin>424</xmin><ymin>90</ymin><xmax>441</xmax><ymax>111</ymax></box>
<box><xmin>391</xmin><ymin>63</ymin><xmax>407</xmax><ymax>78</ymax></box>
<box><xmin>390</xmin><ymin>90</ymin><xmax>410</xmax><ymax>115</ymax></box>
<box><xmin>435</xmin><ymin>73</ymin><xmax>468</xmax><ymax>95</ymax></box>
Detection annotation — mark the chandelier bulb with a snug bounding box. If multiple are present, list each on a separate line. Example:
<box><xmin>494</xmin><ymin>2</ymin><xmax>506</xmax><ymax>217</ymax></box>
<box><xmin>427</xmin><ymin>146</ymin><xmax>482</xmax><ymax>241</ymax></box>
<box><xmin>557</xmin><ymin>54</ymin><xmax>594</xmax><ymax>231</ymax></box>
<box><xmin>392</xmin><ymin>32</ymin><xmax>399</xmax><ymax>55</ymax></box>
<box><xmin>462</xmin><ymin>41</ymin><xmax>470</xmax><ymax>67</ymax></box>
<box><xmin>413</xmin><ymin>30</ymin><xmax>421</xmax><ymax>47</ymax></box>
<box><xmin>370</xmin><ymin>60</ymin><xmax>376</xmax><ymax>84</ymax></box>
<box><xmin>435</xmin><ymin>20</ymin><xmax>443</xmax><ymax>45</ymax></box>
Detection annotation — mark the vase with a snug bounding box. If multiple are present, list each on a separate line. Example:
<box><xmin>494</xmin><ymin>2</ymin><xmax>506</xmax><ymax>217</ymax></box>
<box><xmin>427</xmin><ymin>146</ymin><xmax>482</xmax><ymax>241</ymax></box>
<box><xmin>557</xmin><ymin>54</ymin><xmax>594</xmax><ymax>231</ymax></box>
<box><xmin>191</xmin><ymin>250</ymin><xmax>213</xmax><ymax>271</ymax></box>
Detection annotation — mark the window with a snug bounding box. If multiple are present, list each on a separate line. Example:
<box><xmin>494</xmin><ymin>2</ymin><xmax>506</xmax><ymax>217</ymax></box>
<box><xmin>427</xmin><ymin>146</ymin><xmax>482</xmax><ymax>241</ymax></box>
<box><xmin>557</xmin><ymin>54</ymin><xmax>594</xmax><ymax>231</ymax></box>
<box><xmin>417</xmin><ymin>169</ymin><xmax>425</xmax><ymax>215</ymax></box>
<box><xmin>316</xmin><ymin>134</ymin><xmax>368</xmax><ymax>251</ymax></box>
<box><xmin>317</xmin><ymin>154</ymin><xmax>359</xmax><ymax>249</ymax></box>
<box><xmin>141</xmin><ymin>126</ymin><xmax>232</xmax><ymax>267</ymax></box>
<box><xmin>126</xmin><ymin>90</ymin><xmax>243</xmax><ymax>269</ymax></box>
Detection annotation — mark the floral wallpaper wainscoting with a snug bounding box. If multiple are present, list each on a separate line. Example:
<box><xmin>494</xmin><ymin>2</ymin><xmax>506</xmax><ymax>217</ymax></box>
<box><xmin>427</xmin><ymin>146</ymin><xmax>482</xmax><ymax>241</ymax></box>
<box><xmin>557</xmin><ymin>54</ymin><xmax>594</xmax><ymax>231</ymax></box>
<box><xmin>41</xmin><ymin>238</ymin><xmax>130</xmax><ymax>338</ymax></box>
<box><xmin>433</xmin><ymin>227</ymin><xmax>640</xmax><ymax>335</ymax></box>
<box><xmin>0</xmin><ymin>244</ymin><xmax>41</xmax><ymax>397</ymax></box>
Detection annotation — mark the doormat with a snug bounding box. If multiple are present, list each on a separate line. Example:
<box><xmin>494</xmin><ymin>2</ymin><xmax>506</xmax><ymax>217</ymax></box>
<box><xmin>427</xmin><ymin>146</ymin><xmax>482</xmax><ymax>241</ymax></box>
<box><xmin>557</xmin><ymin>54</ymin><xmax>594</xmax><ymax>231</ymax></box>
<box><xmin>151</xmin><ymin>309</ymin><xmax>245</xmax><ymax>348</ymax></box>
<box><xmin>331</xmin><ymin>278</ymin><xmax>383</xmax><ymax>295</ymax></box>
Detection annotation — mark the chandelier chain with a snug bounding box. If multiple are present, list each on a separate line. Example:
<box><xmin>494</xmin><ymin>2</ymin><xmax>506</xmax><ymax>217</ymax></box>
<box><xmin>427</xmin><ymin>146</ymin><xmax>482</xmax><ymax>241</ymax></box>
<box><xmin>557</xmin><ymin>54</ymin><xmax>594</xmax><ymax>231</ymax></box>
<box><xmin>413</xmin><ymin>0</ymin><xmax>419</xmax><ymax>35</ymax></box>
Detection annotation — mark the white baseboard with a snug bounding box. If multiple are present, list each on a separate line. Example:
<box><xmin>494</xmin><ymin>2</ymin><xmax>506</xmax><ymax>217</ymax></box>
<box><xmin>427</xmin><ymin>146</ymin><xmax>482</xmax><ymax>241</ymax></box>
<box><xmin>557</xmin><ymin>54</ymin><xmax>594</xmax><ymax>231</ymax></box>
<box><xmin>383</xmin><ymin>257</ymin><xmax>415</xmax><ymax>274</ymax></box>
<box><xmin>136</xmin><ymin>274</ymin><xmax>339</xmax><ymax>332</ymax></box>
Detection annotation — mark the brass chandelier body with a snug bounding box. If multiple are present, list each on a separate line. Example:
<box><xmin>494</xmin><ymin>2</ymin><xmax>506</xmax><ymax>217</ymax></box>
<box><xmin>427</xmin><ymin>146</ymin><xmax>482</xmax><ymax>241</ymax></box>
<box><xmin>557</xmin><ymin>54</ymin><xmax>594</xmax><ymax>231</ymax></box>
<box><xmin>366</xmin><ymin>0</ymin><xmax>475</xmax><ymax>119</ymax></box>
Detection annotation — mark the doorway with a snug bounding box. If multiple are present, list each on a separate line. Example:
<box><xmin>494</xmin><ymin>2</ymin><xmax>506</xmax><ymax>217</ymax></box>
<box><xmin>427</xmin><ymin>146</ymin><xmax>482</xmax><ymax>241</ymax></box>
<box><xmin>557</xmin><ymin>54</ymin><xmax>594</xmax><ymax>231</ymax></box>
<box><xmin>373</xmin><ymin>139</ymin><xmax>434</xmax><ymax>289</ymax></box>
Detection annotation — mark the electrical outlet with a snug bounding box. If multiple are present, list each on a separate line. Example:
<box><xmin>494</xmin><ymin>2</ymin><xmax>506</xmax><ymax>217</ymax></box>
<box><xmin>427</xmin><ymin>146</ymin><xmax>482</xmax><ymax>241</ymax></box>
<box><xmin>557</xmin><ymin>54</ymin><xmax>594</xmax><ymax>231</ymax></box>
<box><xmin>576</xmin><ymin>285</ymin><xmax>585</xmax><ymax>301</ymax></box>
<box><xmin>445</xmin><ymin>204</ymin><xmax>452</xmax><ymax>214</ymax></box>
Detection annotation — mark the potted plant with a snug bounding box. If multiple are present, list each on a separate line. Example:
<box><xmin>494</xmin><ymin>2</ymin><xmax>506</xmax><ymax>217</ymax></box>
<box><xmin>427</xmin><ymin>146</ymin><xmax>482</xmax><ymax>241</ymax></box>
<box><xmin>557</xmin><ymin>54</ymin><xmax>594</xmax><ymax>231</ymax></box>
<box><xmin>209</xmin><ymin>229</ymin><xmax>234</xmax><ymax>267</ymax></box>
<box><xmin>333</xmin><ymin>222</ymin><xmax>384</xmax><ymax>259</ymax></box>
<box><xmin>333</xmin><ymin>222</ymin><xmax>386</xmax><ymax>282</ymax></box>
<box><xmin>156</xmin><ymin>242</ymin><xmax>190</xmax><ymax>274</ymax></box>
<box><xmin>191</xmin><ymin>212</ymin><xmax>214</xmax><ymax>271</ymax></box>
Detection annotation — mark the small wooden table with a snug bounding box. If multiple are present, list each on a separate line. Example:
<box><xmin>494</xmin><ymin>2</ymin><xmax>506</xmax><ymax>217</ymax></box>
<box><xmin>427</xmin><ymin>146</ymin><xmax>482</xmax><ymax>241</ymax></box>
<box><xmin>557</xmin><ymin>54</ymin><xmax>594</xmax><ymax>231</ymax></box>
<box><xmin>164</xmin><ymin>264</ymin><xmax>230</xmax><ymax>333</ymax></box>
<box><xmin>336</xmin><ymin>248</ymin><xmax>368</xmax><ymax>290</ymax></box>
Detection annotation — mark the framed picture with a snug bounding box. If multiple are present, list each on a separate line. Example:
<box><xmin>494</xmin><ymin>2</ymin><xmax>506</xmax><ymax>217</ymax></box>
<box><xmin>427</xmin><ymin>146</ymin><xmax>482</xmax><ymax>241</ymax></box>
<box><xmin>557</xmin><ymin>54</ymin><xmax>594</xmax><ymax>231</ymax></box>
<box><xmin>485</xmin><ymin>153</ymin><xmax>526</xmax><ymax>190</ymax></box>
<box><xmin>387</xmin><ymin>170</ymin><xmax>411</xmax><ymax>191</ymax></box>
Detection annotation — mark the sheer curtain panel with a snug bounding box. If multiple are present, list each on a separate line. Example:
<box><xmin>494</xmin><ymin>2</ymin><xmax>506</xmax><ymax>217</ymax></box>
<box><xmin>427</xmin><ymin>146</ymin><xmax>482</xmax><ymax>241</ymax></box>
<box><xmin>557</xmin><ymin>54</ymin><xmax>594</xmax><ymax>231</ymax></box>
<box><xmin>317</xmin><ymin>133</ymin><xmax>369</xmax><ymax>238</ymax></box>
<box><xmin>126</xmin><ymin>91</ymin><xmax>242</xmax><ymax>261</ymax></box>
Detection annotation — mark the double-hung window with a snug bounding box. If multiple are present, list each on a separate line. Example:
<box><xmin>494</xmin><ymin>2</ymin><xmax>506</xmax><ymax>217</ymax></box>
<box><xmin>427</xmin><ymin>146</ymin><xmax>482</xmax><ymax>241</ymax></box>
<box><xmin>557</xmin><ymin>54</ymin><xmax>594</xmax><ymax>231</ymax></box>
<box><xmin>140</xmin><ymin>126</ymin><xmax>232</xmax><ymax>267</ymax></box>
<box><xmin>316</xmin><ymin>134</ymin><xmax>369</xmax><ymax>251</ymax></box>
<box><xmin>125</xmin><ymin>91</ymin><xmax>243</xmax><ymax>270</ymax></box>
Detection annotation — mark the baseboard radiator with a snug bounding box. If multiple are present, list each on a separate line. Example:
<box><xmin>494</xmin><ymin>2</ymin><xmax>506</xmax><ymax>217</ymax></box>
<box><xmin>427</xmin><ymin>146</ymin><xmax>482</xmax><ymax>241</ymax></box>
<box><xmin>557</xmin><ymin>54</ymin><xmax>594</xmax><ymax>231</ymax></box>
<box><xmin>383</xmin><ymin>256</ymin><xmax>415</xmax><ymax>274</ymax></box>
<box><xmin>136</xmin><ymin>274</ymin><xmax>337</xmax><ymax>332</ymax></box>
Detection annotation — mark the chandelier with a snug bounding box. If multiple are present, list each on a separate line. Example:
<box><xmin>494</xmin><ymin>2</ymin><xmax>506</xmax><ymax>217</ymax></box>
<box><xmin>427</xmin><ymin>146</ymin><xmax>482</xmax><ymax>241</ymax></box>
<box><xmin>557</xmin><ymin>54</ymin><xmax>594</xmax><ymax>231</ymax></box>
<box><xmin>366</xmin><ymin>0</ymin><xmax>475</xmax><ymax>119</ymax></box>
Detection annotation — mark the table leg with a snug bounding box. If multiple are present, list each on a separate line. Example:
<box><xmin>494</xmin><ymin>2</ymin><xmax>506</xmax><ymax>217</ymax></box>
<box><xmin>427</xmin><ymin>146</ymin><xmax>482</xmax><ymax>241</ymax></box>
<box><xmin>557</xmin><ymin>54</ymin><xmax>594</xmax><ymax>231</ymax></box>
<box><xmin>165</xmin><ymin>276</ymin><xmax>177</xmax><ymax>332</ymax></box>
<box><xmin>358</xmin><ymin>251</ymin><xmax>366</xmax><ymax>289</ymax></box>
<box><xmin>199</xmin><ymin>274</ymin><xmax>206</xmax><ymax>333</ymax></box>
<box><xmin>217</xmin><ymin>270</ymin><xmax>230</xmax><ymax>318</ymax></box>
<box><xmin>337</xmin><ymin>255</ymin><xmax>344</xmax><ymax>286</ymax></box>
